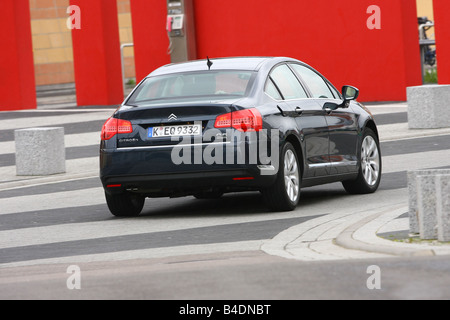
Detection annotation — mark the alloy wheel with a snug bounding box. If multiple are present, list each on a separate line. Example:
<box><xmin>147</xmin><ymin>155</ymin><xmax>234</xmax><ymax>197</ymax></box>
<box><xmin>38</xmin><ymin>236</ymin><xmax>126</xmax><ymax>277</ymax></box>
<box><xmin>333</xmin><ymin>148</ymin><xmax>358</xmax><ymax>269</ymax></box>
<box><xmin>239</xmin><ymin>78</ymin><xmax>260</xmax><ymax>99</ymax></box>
<box><xmin>284</xmin><ymin>149</ymin><xmax>300</xmax><ymax>202</ymax></box>
<box><xmin>361</xmin><ymin>135</ymin><xmax>380</xmax><ymax>186</ymax></box>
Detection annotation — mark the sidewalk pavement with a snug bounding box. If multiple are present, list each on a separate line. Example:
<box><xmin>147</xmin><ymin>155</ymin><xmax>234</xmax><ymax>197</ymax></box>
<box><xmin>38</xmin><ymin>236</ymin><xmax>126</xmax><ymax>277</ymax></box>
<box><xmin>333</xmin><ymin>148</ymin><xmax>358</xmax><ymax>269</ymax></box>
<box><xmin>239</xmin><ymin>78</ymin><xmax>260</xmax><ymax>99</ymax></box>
<box><xmin>2</xmin><ymin>97</ymin><xmax>450</xmax><ymax>261</ymax></box>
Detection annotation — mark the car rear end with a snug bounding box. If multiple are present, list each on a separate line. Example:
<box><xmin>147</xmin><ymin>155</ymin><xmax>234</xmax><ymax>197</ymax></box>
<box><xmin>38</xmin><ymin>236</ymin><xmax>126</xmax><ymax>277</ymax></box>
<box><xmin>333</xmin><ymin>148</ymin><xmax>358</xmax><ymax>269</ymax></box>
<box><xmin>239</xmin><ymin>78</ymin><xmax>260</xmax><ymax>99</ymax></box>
<box><xmin>99</xmin><ymin>68</ymin><xmax>276</xmax><ymax>204</ymax></box>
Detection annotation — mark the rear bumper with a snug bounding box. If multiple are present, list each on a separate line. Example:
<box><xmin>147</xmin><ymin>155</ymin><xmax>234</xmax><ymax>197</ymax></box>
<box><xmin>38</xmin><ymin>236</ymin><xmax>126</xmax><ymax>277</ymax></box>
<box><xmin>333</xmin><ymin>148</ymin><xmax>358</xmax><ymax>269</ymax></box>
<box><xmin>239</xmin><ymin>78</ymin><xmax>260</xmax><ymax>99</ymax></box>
<box><xmin>100</xmin><ymin>145</ymin><xmax>278</xmax><ymax>197</ymax></box>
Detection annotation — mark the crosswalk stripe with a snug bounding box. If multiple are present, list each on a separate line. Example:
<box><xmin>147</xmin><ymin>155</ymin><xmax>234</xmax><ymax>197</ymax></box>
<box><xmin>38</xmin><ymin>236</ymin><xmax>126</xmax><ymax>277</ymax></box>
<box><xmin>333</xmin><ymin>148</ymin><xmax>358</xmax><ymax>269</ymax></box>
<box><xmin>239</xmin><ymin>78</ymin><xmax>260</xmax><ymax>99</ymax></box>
<box><xmin>382</xmin><ymin>149</ymin><xmax>450</xmax><ymax>174</ymax></box>
<box><xmin>0</xmin><ymin>132</ymin><xmax>101</xmax><ymax>155</ymax></box>
<box><xmin>0</xmin><ymin>240</ymin><xmax>264</xmax><ymax>269</ymax></box>
<box><xmin>0</xmin><ymin>187</ymin><xmax>104</xmax><ymax>216</ymax></box>
<box><xmin>0</xmin><ymin>207</ymin><xmax>317</xmax><ymax>250</ymax></box>
<box><xmin>0</xmin><ymin>157</ymin><xmax>98</xmax><ymax>184</ymax></box>
<box><xmin>378</xmin><ymin>122</ymin><xmax>450</xmax><ymax>142</ymax></box>
<box><xmin>0</xmin><ymin>187</ymin><xmax>406</xmax><ymax>266</ymax></box>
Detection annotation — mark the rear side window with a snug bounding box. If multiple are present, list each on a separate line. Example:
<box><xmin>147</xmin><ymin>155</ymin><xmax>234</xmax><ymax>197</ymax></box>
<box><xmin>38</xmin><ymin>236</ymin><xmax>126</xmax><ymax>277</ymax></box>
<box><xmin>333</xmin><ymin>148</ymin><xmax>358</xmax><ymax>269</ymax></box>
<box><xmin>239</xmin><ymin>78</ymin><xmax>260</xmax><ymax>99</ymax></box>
<box><xmin>264</xmin><ymin>78</ymin><xmax>282</xmax><ymax>100</ymax></box>
<box><xmin>269</xmin><ymin>64</ymin><xmax>308</xmax><ymax>100</ymax></box>
<box><xmin>290</xmin><ymin>64</ymin><xmax>334</xmax><ymax>99</ymax></box>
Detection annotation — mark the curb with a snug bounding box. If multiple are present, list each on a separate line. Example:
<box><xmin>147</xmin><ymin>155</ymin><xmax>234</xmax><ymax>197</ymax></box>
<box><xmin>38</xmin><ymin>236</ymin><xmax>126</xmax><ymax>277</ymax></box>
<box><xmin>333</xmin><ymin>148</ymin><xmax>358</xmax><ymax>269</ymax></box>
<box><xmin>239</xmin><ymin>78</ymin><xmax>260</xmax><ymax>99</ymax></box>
<box><xmin>335</xmin><ymin>207</ymin><xmax>436</xmax><ymax>257</ymax></box>
<box><xmin>261</xmin><ymin>202</ymin><xmax>448</xmax><ymax>261</ymax></box>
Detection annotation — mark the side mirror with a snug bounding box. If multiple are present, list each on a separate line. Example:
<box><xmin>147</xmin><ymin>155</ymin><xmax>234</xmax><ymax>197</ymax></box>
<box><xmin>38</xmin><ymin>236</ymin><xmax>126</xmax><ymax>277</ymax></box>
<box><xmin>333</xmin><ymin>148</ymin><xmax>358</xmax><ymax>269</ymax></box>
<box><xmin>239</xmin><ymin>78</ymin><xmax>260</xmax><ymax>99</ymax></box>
<box><xmin>323</xmin><ymin>86</ymin><xmax>360</xmax><ymax>111</ymax></box>
<box><xmin>339</xmin><ymin>85</ymin><xmax>359</xmax><ymax>108</ymax></box>
<box><xmin>342</xmin><ymin>85</ymin><xmax>359</xmax><ymax>101</ymax></box>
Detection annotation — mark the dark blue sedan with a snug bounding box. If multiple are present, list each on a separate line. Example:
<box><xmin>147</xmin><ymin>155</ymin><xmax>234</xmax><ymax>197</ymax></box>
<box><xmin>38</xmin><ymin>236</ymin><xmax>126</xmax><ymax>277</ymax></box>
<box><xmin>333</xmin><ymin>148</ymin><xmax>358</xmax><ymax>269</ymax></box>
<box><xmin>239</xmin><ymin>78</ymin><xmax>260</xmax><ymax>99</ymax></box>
<box><xmin>100</xmin><ymin>57</ymin><xmax>381</xmax><ymax>216</ymax></box>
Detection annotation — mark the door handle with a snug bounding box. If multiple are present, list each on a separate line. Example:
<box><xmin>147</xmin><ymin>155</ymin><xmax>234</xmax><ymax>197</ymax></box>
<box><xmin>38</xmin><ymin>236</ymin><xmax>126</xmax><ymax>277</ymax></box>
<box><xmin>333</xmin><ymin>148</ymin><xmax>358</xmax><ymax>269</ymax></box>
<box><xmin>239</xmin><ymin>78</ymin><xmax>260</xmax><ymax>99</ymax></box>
<box><xmin>295</xmin><ymin>107</ymin><xmax>303</xmax><ymax>115</ymax></box>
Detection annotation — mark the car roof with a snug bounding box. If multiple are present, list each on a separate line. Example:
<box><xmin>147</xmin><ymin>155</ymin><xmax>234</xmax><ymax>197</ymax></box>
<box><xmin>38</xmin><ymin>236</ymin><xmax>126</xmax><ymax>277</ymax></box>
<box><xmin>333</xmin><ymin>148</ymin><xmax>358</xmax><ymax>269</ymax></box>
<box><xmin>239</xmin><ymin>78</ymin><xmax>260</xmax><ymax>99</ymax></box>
<box><xmin>147</xmin><ymin>56</ymin><xmax>296</xmax><ymax>77</ymax></box>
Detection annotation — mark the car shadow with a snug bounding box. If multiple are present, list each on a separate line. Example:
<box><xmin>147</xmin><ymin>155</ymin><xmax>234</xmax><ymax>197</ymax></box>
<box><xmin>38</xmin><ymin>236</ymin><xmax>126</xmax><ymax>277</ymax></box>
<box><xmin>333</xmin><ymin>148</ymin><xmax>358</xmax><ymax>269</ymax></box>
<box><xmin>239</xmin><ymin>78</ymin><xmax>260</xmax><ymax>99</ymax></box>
<box><xmin>136</xmin><ymin>183</ymin><xmax>350</xmax><ymax>219</ymax></box>
<box><xmin>138</xmin><ymin>191</ymin><xmax>267</xmax><ymax>219</ymax></box>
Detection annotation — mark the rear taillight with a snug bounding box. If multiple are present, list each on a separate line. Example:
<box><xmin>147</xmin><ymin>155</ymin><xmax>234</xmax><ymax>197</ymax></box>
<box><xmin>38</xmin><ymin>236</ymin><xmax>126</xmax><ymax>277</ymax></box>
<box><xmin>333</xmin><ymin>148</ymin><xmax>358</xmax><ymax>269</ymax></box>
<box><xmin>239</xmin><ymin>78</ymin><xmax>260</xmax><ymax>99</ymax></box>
<box><xmin>214</xmin><ymin>108</ymin><xmax>263</xmax><ymax>132</ymax></box>
<box><xmin>101</xmin><ymin>118</ymin><xmax>133</xmax><ymax>140</ymax></box>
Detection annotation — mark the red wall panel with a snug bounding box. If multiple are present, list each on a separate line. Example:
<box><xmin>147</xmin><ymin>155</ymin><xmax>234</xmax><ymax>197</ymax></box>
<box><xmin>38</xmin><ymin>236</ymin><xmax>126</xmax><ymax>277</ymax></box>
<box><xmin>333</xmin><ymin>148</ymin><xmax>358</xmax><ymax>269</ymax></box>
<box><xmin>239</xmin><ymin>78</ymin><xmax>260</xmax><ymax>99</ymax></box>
<box><xmin>130</xmin><ymin>0</ymin><xmax>171</xmax><ymax>83</ymax></box>
<box><xmin>130</xmin><ymin>0</ymin><xmax>421</xmax><ymax>101</ymax></box>
<box><xmin>433</xmin><ymin>0</ymin><xmax>450</xmax><ymax>84</ymax></box>
<box><xmin>70</xmin><ymin>0</ymin><xmax>123</xmax><ymax>106</ymax></box>
<box><xmin>0</xmin><ymin>0</ymin><xmax>36</xmax><ymax>111</ymax></box>
<box><xmin>193</xmin><ymin>0</ymin><xmax>422</xmax><ymax>102</ymax></box>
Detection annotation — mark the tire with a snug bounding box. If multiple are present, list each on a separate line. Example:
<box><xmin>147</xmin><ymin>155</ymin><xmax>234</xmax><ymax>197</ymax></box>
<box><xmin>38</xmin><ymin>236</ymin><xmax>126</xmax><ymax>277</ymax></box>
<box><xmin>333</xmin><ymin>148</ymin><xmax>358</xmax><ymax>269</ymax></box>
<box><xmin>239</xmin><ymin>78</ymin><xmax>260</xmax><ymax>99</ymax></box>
<box><xmin>342</xmin><ymin>128</ymin><xmax>382</xmax><ymax>194</ymax></box>
<box><xmin>105</xmin><ymin>192</ymin><xmax>145</xmax><ymax>217</ymax></box>
<box><xmin>262</xmin><ymin>142</ymin><xmax>301</xmax><ymax>211</ymax></box>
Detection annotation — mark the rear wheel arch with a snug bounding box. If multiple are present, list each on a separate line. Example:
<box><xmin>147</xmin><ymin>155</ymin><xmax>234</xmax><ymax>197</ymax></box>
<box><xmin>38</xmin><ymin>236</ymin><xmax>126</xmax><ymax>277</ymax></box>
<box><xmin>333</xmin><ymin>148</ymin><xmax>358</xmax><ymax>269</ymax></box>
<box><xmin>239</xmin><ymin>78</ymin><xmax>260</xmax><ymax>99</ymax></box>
<box><xmin>284</xmin><ymin>133</ymin><xmax>304</xmax><ymax>176</ymax></box>
<box><xmin>342</xmin><ymin>126</ymin><xmax>381</xmax><ymax>194</ymax></box>
<box><xmin>262</xmin><ymin>141</ymin><xmax>301</xmax><ymax>211</ymax></box>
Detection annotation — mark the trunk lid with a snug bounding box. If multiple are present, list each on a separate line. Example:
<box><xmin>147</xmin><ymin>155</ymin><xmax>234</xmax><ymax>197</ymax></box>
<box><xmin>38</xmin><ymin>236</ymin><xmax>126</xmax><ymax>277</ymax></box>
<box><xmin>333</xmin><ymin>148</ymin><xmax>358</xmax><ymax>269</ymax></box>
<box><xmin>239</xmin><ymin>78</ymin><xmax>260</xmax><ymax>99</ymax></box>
<box><xmin>114</xmin><ymin>98</ymin><xmax>243</xmax><ymax>148</ymax></box>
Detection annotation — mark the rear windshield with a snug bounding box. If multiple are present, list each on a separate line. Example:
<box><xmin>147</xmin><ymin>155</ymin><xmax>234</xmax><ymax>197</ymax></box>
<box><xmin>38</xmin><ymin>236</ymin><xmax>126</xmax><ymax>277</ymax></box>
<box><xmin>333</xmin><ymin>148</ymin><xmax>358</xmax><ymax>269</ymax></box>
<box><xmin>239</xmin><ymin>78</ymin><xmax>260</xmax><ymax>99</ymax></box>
<box><xmin>127</xmin><ymin>71</ymin><xmax>255</xmax><ymax>104</ymax></box>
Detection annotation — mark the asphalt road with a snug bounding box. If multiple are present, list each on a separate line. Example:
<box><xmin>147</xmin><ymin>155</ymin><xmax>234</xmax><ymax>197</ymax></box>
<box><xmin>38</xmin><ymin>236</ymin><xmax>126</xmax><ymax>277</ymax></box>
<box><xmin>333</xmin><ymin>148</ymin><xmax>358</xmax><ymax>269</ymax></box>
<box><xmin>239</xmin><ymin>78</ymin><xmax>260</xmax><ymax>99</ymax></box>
<box><xmin>1</xmin><ymin>105</ymin><xmax>450</xmax><ymax>301</ymax></box>
<box><xmin>2</xmin><ymin>251</ymin><xmax>450</xmax><ymax>300</ymax></box>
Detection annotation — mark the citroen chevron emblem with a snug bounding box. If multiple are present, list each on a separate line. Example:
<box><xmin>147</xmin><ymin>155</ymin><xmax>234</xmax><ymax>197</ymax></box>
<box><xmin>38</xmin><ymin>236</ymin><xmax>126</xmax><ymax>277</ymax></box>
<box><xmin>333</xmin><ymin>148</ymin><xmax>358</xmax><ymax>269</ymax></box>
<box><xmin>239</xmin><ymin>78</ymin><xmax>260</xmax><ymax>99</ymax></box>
<box><xmin>168</xmin><ymin>113</ymin><xmax>177</xmax><ymax>121</ymax></box>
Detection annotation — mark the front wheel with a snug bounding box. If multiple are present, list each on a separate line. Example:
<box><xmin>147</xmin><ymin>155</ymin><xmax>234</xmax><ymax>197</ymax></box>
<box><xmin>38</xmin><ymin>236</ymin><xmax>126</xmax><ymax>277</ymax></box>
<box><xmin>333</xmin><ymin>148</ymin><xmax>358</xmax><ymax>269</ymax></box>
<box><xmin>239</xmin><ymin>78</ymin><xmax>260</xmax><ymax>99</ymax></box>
<box><xmin>105</xmin><ymin>192</ymin><xmax>145</xmax><ymax>217</ymax></box>
<box><xmin>262</xmin><ymin>142</ymin><xmax>301</xmax><ymax>211</ymax></box>
<box><xmin>342</xmin><ymin>128</ymin><xmax>382</xmax><ymax>194</ymax></box>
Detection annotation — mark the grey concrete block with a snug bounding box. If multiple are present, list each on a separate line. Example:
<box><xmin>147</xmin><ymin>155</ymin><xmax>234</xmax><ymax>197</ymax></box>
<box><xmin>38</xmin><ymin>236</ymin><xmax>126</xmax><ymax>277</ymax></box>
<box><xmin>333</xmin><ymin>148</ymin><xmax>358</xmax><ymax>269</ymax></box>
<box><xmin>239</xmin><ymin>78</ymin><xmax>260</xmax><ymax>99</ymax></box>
<box><xmin>416</xmin><ymin>174</ymin><xmax>438</xmax><ymax>240</ymax></box>
<box><xmin>15</xmin><ymin>127</ymin><xmax>66</xmax><ymax>176</ymax></box>
<box><xmin>407</xmin><ymin>85</ymin><xmax>450</xmax><ymax>129</ymax></box>
<box><xmin>407</xmin><ymin>171</ymin><xmax>420</xmax><ymax>234</ymax></box>
<box><xmin>436</xmin><ymin>174</ymin><xmax>450</xmax><ymax>242</ymax></box>
<box><xmin>408</xmin><ymin>169</ymin><xmax>450</xmax><ymax>235</ymax></box>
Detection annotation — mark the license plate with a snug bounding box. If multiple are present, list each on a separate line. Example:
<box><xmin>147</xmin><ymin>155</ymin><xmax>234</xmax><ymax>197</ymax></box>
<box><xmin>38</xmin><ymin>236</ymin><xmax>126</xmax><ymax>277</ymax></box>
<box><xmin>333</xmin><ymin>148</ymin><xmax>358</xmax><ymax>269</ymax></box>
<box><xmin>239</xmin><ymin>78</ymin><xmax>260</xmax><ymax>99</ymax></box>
<box><xmin>148</xmin><ymin>124</ymin><xmax>201</xmax><ymax>138</ymax></box>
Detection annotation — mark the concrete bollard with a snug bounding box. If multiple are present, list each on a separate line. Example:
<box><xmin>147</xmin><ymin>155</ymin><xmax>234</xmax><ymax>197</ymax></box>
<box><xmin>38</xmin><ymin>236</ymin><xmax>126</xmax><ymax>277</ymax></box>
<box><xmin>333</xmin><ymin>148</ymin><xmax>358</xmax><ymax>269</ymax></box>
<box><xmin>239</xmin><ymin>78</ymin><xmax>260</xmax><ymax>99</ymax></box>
<box><xmin>408</xmin><ymin>171</ymin><xmax>420</xmax><ymax>234</ymax></box>
<box><xmin>408</xmin><ymin>169</ymin><xmax>450</xmax><ymax>235</ymax></box>
<box><xmin>436</xmin><ymin>174</ymin><xmax>450</xmax><ymax>242</ymax></box>
<box><xmin>407</xmin><ymin>85</ymin><xmax>450</xmax><ymax>129</ymax></box>
<box><xmin>416</xmin><ymin>174</ymin><xmax>438</xmax><ymax>240</ymax></box>
<box><xmin>14</xmin><ymin>127</ymin><xmax>66</xmax><ymax>176</ymax></box>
